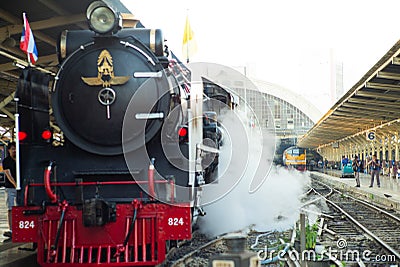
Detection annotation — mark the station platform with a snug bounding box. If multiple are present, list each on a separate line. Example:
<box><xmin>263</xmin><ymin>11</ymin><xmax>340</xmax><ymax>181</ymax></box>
<box><xmin>311</xmin><ymin>170</ymin><xmax>400</xmax><ymax>211</ymax></box>
<box><xmin>0</xmin><ymin>188</ymin><xmax>37</xmax><ymax>267</ymax></box>
<box><xmin>0</xmin><ymin>188</ymin><xmax>10</xmax><ymax>243</ymax></box>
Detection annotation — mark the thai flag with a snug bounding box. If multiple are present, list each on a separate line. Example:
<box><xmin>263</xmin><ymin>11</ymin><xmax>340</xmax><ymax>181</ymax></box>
<box><xmin>20</xmin><ymin>13</ymin><xmax>38</xmax><ymax>64</ymax></box>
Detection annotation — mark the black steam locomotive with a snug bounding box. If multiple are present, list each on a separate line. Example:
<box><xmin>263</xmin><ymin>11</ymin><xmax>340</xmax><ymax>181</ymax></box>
<box><xmin>12</xmin><ymin>1</ymin><xmax>221</xmax><ymax>266</ymax></box>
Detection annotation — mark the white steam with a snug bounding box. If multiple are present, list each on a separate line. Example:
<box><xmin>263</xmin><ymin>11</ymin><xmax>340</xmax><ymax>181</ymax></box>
<box><xmin>198</xmin><ymin>109</ymin><xmax>311</xmax><ymax>236</ymax></box>
<box><xmin>199</xmin><ymin>166</ymin><xmax>311</xmax><ymax>236</ymax></box>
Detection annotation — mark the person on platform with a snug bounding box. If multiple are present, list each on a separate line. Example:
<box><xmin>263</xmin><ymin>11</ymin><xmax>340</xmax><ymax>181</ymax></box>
<box><xmin>393</xmin><ymin>161</ymin><xmax>398</xmax><ymax>179</ymax></box>
<box><xmin>365</xmin><ymin>155</ymin><xmax>370</xmax><ymax>174</ymax></box>
<box><xmin>2</xmin><ymin>142</ymin><xmax>16</xmax><ymax>238</ymax></box>
<box><xmin>352</xmin><ymin>155</ymin><xmax>361</xmax><ymax>187</ymax></box>
<box><xmin>368</xmin><ymin>154</ymin><xmax>380</xmax><ymax>188</ymax></box>
<box><xmin>341</xmin><ymin>156</ymin><xmax>348</xmax><ymax>170</ymax></box>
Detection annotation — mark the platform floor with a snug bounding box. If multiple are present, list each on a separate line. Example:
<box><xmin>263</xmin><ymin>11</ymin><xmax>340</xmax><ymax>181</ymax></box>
<box><xmin>0</xmin><ymin>189</ymin><xmax>38</xmax><ymax>266</ymax></box>
<box><xmin>312</xmin><ymin>169</ymin><xmax>400</xmax><ymax>210</ymax></box>
<box><xmin>0</xmin><ymin>188</ymin><xmax>10</xmax><ymax>243</ymax></box>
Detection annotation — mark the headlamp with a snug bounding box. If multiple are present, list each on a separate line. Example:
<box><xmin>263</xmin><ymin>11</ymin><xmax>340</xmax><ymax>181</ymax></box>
<box><xmin>86</xmin><ymin>1</ymin><xmax>121</xmax><ymax>34</ymax></box>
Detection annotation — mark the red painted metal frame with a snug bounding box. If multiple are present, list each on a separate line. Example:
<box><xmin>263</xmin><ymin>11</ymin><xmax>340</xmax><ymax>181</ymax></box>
<box><xmin>14</xmin><ymin>175</ymin><xmax>189</xmax><ymax>266</ymax></box>
<box><xmin>23</xmin><ymin>180</ymin><xmax>170</xmax><ymax>207</ymax></box>
<box><xmin>13</xmin><ymin>201</ymin><xmax>191</xmax><ymax>266</ymax></box>
<box><xmin>44</xmin><ymin>165</ymin><xmax>58</xmax><ymax>203</ymax></box>
<box><xmin>147</xmin><ymin>163</ymin><xmax>156</xmax><ymax>200</ymax></box>
<box><xmin>26</xmin><ymin>180</ymin><xmax>169</xmax><ymax>187</ymax></box>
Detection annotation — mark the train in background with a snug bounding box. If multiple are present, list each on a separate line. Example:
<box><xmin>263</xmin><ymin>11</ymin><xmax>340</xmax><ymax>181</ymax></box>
<box><xmin>11</xmin><ymin>1</ymin><xmax>235</xmax><ymax>266</ymax></box>
<box><xmin>281</xmin><ymin>146</ymin><xmax>321</xmax><ymax>171</ymax></box>
<box><xmin>282</xmin><ymin>146</ymin><xmax>307</xmax><ymax>171</ymax></box>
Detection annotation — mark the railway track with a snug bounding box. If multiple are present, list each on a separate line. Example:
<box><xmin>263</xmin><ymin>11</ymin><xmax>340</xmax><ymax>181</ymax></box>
<box><xmin>6</xmin><ymin>178</ymin><xmax>399</xmax><ymax>266</ymax></box>
<box><xmin>306</xmin><ymin>180</ymin><xmax>400</xmax><ymax>266</ymax></box>
<box><xmin>167</xmin><ymin>234</ymin><xmax>226</xmax><ymax>267</ymax></box>
<box><xmin>0</xmin><ymin>233</ymin><xmax>220</xmax><ymax>267</ymax></box>
<box><xmin>166</xmin><ymin>230</ymin><xmax>295</xmax><ymax>267</ymax></box>
<box><xmin>0</xmin><ymin>242</ymin><xmax>38</xmax><ymax>267</ymax></box>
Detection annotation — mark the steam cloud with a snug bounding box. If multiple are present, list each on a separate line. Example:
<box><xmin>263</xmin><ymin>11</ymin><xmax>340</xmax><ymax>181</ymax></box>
<box><xmin>198</xmin><ymin>109</ymin><xmax>311</xmax><ymax>236</ymax></box>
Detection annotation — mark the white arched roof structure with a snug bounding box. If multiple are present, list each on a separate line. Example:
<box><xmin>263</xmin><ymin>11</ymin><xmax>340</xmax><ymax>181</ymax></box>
<box><xmin>187</xmin><ymin>62</ymin><xmax>321</xmax><ymax>124</ymax></box>
<box><xmin>251</xmin><ymin>78</ymin><xmax>322</xmax><ymax>123</ymax></box>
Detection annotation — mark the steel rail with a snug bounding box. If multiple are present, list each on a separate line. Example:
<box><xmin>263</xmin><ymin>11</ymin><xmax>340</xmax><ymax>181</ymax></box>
<box><xmin>169</xmin><ymin>237</ymin><xmax>224</xmax><ymax>267</ymax></box>
<box><xmin>312</xmin><ymin>180</ymin><xmax>400</xmax><ymax>261</ymax></box>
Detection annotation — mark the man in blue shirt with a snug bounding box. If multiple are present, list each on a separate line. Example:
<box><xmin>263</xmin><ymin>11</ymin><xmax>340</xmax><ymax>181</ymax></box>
<box><xmin>341</xmin><ymin>156</ymin><xmax>348</xmax><ymax>169</ymax></box>
<box><xmin>368</xmin><ymin>154</ymin><xmax>380</xmax><ymax>188</ymax></box>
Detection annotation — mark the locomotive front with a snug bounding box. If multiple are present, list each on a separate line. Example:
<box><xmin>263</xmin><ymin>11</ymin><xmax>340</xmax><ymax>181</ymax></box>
<box><xmin>12</xmin><ymin>2</ymin><xmax>200</xmax><ymax>266</ymax></box>
<box><xmin>53</xmin><ymin>23</ymin><xmax>170</xmax><ymax>156</ymax></box>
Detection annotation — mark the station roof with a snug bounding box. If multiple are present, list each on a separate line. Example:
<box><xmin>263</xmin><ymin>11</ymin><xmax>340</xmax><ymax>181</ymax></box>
<box><xmin>298</xmin><ymin>40</ymin><xmax>400</xmax><ymax>149</ymax></box>
<box><xmin>0</xmin><ymin>0</ymin><xmax>132</xmax><ymax>131</ymax></box>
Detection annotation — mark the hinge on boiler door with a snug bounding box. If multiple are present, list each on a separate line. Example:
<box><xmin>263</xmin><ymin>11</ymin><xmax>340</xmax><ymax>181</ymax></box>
<box><xmin>196</xmin><ymin>173</ymin><xmax>205</xmax><ymax>185</ymax></box>
<box><xmin>195</xmin><ymin>144</ymin><xmax>205</xmax><ymax>185</ymax></box>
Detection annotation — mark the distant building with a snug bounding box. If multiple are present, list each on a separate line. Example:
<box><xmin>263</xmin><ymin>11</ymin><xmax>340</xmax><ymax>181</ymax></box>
<box><xmin>244</xmin><ymin>79</ymin><xmax>320</xmax><ymax>140</ymax></box>
<box><xmin>330</xmin><ymin>49</ymin><xmax>344</xmax><ymax>101</ymax></box>
<box><xmin>188</xmin><ymin>63</ymin><xmax>320</xmax><ymax>143</ymax></box>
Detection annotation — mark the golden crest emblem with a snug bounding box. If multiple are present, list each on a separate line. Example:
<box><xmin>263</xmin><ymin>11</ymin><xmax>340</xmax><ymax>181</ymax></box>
<box><xmin>81</xmin><ymin>49</ymin><xmax>130</xmax><ymax>87</ymax></box>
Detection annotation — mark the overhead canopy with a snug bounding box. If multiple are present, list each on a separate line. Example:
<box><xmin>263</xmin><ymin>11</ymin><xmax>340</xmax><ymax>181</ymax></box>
<box><xmin>298</xmin><ymin>40</ymin><xmax>400</xmax><ymax>148</ymax></box>
<box><xmin>0</xmin><ymin>0</ymin><xmax>135</xmax><ymax>130</ymax></box>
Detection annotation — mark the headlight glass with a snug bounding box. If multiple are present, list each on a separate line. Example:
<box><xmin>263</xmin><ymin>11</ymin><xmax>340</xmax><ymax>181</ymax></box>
<box><xmin>89</xmin><ymin>6</ymin><xmax>116</xmax><ymax>34</ymax></box>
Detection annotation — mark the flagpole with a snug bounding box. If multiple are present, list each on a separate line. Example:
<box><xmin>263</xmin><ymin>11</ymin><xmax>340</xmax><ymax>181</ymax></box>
<box><xmin>15</xmin><ymin>12</ymin><xmax>27</xmax><ymax>191</ymax></box>
<box><xmin>22</xmin><ymin>12</ymin><xmax>32</xmax><ymax>67</ymax></box>
<box><xmin>186</xmin><ymin>12</ymin><xmax>189</xmax><ymax>63</ymax></box>
<box><xmin>27</xmin><ymin>52</ymin><xmax>31</xmax><ymax>67</ymax></box>
<box><xmin>14</xmin><ymin>96</ymin><xmax>21</xmax><ymax>190</ymax></box>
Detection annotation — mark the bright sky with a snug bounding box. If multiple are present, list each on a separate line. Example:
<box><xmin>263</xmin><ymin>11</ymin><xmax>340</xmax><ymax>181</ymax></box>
<box><xmin>121</xmin><ymin>0</ymin><xmax>400</xmax><ymax>113</ymax></box>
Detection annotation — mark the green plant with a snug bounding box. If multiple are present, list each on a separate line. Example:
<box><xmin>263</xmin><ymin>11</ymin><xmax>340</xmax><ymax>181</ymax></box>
<box><xmin>305</xmin><ymin>223</ymin><xmax>318</xmax><ymax>249</ymax></box>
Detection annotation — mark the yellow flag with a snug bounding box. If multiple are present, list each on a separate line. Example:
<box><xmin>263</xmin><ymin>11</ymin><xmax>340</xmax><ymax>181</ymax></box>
<box><xmin>182</xmin><ymin>15</ymin><xmax>197</xmax><ymax>63</ymax></box>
